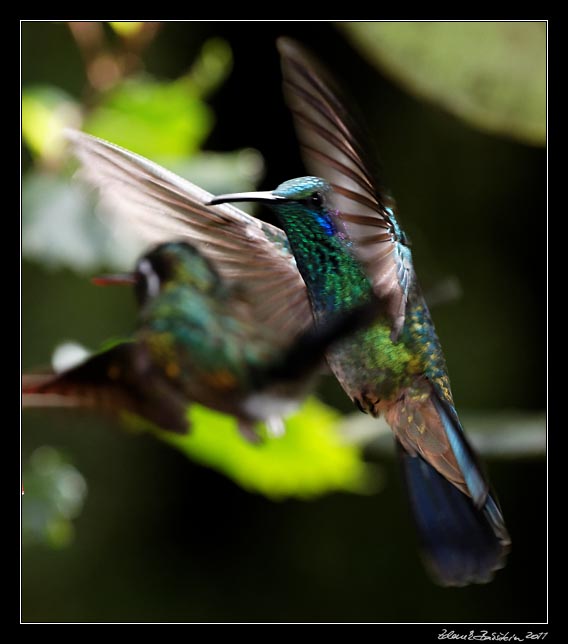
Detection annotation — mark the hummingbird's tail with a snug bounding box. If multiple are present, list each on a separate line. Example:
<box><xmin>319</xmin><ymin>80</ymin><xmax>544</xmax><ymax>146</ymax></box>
<box><xmin>22</xmin><ymin>344</ymin><xmax>189</xmax><ymax>433</ymax></box>
<box><xmin>399</xmin><ymin>446</ymin><xmax>510</xmax><ymax>586</ymax></box>
<box><xmin>392</xmin><ymin>389</ymin><xmax>511</xmax><ymax>586</ymax></box>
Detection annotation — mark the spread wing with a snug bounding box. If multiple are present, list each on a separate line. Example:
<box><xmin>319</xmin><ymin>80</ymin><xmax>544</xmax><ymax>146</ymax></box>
<box><xmin>277</xmin><ymin>37</ymin><xmax>412</xmax><ymax>339</ymax></box>
<box><xmin>65</xmin><ymin>130</ymin><xmax>312</xmax><ymax>338</ymax></box>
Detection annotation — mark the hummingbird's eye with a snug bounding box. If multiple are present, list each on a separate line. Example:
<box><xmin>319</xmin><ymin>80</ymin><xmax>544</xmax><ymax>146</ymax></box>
<box><xmin>310</xmin><ymin>192</ymin><xmax>324</xmax><ymax>208</ymax></box>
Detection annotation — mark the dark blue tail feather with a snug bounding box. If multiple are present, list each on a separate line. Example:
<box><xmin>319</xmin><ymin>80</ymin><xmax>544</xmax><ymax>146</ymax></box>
<box><xmin>399</xmin><ymin>445</ymin><xmax>510</xmax><ymax>586</ymax></box>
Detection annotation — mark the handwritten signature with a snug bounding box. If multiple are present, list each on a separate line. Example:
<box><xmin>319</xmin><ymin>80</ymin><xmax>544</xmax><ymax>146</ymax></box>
<box><xmin>438</xmin><ymin>631</ymin><xmax>548</xmax><ymax>642</ymax></box>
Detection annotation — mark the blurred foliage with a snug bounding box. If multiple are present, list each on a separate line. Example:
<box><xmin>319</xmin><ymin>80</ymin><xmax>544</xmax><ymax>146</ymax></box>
<box><xmin>168</xmin><ymin>148</ymin><xmax>264</xmax><ymax>202</ymax></box>
<box><xmin>21</xmin><ymin>87</ymin><xmax>81</xmax><ymax>162</ymax></box>
<box><xmin>341</xmin><ymin>21</ymin><xmax>546</xmax><ymax>145</ymax></box>
<box><xmin>185</xmin><ymin>38</ymin><xmax>233</xmax><ymax>97</ymax></box>
<box><xmin>108</xmin><ymin>22</ymin><xmax>145</xmax><ymax>38</ymax></box>
<box><xmin>21</xmin><ymin>36</ymin><xmax>262</xmax><ymax>274</ymax></box>
<box><xmin>22</xmin><ymin>173</ymin><xmax>120</xmax><ymax>271</ymax></box>
<box><xmin>22</xmin><ymin>446</ymin><xmax>88</xmax><ymax>548</ymax></box>
<box><xmin>150</xmin><ymin>397</ymin><xmax>379</xmax><ymax>500</ymax></box>
<box><xmin>83</xmin><ymin>77</ymin><xmax>213</xmax><ymax>158</ymax></box>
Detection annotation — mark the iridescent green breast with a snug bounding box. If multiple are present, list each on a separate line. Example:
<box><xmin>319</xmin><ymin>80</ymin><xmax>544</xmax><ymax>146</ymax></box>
<box><xmin>275</xmin><ymin>202</ymin><xmax>374</xmax><ymax>316</ymax></box>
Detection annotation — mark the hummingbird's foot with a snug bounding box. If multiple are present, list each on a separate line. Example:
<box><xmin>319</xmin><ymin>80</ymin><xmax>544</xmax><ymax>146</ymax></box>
<box><xmin>354</xmin><ymin>391</ymin><xmax>381</xmax><ymax>416</ymax></box>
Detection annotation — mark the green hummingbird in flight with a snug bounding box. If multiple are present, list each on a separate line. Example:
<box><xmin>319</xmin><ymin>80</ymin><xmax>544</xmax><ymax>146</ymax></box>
<box><xmin>208</xmin><ymin>39</ymin><xmax>511</xmax><ymax>586</ymax></box>
<box><xmin>23</xmin><ymin>240</ymin><xmax>380</xmax><ymax>441</ymax></box>
<box><xmin>59</xmin><ymin>39</ymin><xmax>510</xmax><ymax>585</ymax></box>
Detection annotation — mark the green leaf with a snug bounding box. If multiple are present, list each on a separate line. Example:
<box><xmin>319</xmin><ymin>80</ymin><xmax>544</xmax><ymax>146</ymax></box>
<box><xmin>132</xmin><ymin>397</ymin><xmax>379</xmax><ymax>500</ymax></box>
<box><xmin>83</xmin><ymin>77</ymin><xmax>213</xmax><ymax>159</ymax></box>
<box><xmin>185</xmin><ymin>38</ymin><xmax>233</xmax><ymax>97</ymax></box>
<box><xmin>340</xmin><ymin>21</ymin><xmax>546</xmax><ymax>145</ymax></box>
<box><xmin>108</xmin><ymin>22</ymin><xmax>145</xmax><ymax>38</ymax></box>
<box><xmin>22</xmin><ymin>446</ymin><xmax>88</xmax><ymax>549</ymax></box>
<box><xmin>21</xmin><ymin>86</ymin><xmax>81</xmax><ymax>161</ymax></box>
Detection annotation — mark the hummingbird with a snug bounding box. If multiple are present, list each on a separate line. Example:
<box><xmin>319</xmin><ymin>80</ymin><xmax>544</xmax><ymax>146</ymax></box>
<box><xmin>60</xmin><ymin>35</ymin><xmax>510</xmax><ymax>585</ymax></box>
<box><xmin>23</xmin><ymin>240</ymin><xmax>381</xmax><ymax>441</ymax></box>
<box><xmin>206</xmin><ymin>38</ymin><xmax>511</xmax><ymax>586</ymax></box>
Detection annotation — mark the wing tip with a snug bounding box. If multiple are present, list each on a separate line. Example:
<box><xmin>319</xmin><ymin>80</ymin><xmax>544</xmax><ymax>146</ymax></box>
<box><xmin>62</xmin><ymin>126</ymin><xmax>83</xmax><ymax>143</ymax></box>
<box><xmin>276</xmin><ymin>36</ymin><xmax>302</xmax><ymax>59</ymax></box>
<box><xmin>63</xmin><ymin>128</ymin><xmax>101</xmax><ymax>152</ymax></box>
<box><xmin>63</xmin><ymin>128</ymin><xmax>116</xmax><ymax>154</ymax></box>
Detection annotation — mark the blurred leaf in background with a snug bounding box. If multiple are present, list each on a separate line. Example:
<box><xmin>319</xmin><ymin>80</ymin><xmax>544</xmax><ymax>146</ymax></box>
<box><xmin>21</xmin><ymin>86</ymin><xmax>82</xmax><ymax>163</ymax></box>
<box><xmin>108</xmin><ymin>22</ymin><xmax>145</xmax><ymax>39</ymax></box>
<box><xmin>170</xmin><ymin>148</ymin><xmax>264</xmax><ymax>198</ymax></box>
<box><xmin>341</xmin><ymin>21</ymin><xmax>546</xmax><ymax>145</ymax></box>
<box><xmin>83</xmin><ymin>77</ymin><xmax>213</xmax><ymax>159</ymax></box>
<box><xmin>21</xmin><ymin>33</ymin><xmax>262</xmax><ymax>274</ymax></box>
<box><xmin>22</xmin><ymin>172</ymin><xmax>127</xmax><ymax>271</ymax></box>
<box><xmin>22</xmin><ymin>446</ymin><xmax>88</xmax><ymax>549</ymax></box>
<box><xmin>154</xmin><ymin>397</ymin><xmax>380</xmax><ymax>500</ymax></box>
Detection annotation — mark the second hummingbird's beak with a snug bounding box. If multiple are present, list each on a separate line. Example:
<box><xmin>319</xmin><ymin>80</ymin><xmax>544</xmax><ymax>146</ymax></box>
<box><xmin>207</xmin><ymin>191</ymin><xmax>290</xmax><ymax>206</ymax></box>
<box><xmin>91</xmin><ymin>273</ymin><xmax>137</xmax><ymax>287</ymax></box>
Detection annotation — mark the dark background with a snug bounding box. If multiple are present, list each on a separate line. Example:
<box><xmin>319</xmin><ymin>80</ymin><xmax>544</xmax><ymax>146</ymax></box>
<box><xmin>22</xmin><ymin>22</ymin><xmax>546</xmax><ymax>623</ymax></box>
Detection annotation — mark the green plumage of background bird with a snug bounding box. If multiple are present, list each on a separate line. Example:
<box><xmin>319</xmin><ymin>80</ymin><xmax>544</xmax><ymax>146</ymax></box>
<box><xmin>23</xmin><ymin>240</ymin><xmax>379</xmax><ymax>442</ymax></box>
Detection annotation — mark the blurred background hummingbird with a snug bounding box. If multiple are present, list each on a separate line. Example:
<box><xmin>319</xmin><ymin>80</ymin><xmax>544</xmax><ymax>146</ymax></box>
<box><xmin>23</xmin><ymin>240</ymin><xmax>380</xmax><ymax>441</ymax></box>
<box><xmin>60</xmin><ymin>35</ymin><xmax>510</xmax><ymax>586</ymax></box>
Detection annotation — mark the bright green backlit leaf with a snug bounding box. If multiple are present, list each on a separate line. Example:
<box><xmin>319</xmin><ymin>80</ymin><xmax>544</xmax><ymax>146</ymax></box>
<box><xmin>83</xmin><ymin>77</ymin><xmax>213</xmax><ymax>159</ymax></box>
<box><xmin>127</xmin><ymin>397</ymin><xmax>379</xmax><ymax>501</ymax></box>
<box><xmin>340</xmin><ymin>21</ymin><xmax>546</xmax><ymax>145</ymax></box>
<box><xmin>108</xmin><ymin>21</ymin><xmax>145</xmax><ymax>37</ymax></box>
<box><xmin>21</xmin><ymin>86</ymin><xmax>81</xmax><ymax>161</ymax></box>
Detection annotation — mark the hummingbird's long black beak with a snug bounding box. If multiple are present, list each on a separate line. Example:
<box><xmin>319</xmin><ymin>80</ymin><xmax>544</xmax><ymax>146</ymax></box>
<box><xmin>207</xmin><ymin>191</ymin><xmax>290</xmax><ymax>206</ymax></box>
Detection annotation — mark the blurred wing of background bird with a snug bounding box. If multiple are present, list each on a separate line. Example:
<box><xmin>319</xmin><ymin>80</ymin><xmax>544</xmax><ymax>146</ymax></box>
<box><xmin>22</xmin><ymin>343</ymin><xmax>190</xmax><ymax>433</ymax></box>
<box><xmin>66</xmin><ymin>130</ymin><xmax>312</xmax><ymax>339</ymax></box>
